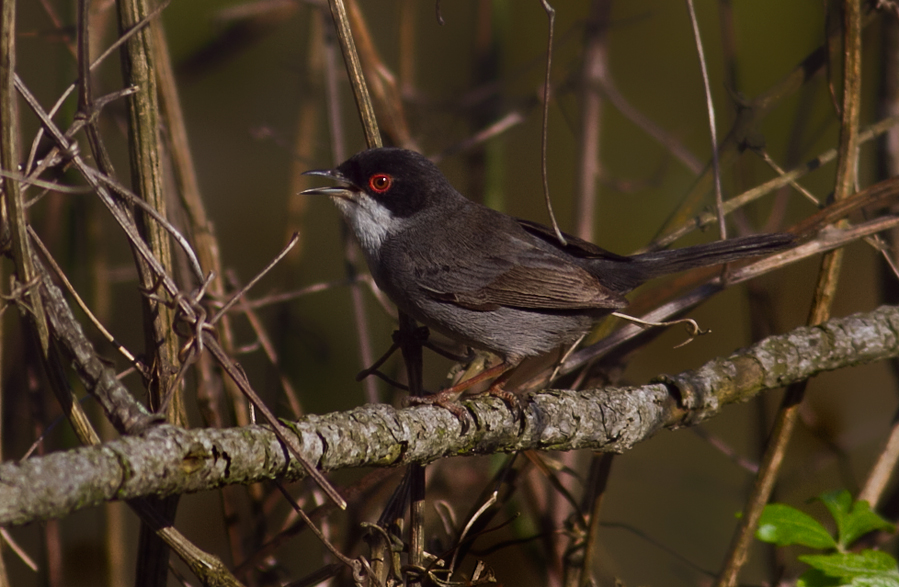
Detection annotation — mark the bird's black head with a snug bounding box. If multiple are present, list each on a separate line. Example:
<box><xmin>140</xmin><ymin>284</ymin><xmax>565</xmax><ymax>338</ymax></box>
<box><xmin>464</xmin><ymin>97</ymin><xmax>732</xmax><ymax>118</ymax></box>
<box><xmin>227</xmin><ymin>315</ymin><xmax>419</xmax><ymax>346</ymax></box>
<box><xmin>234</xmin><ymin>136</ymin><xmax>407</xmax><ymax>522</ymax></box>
<box><xmin>329</xmin><ymin>148</ymin><xmax>456</xmax><ymax>218</ymax></box>
<box><xmin>301</xmin><ymin>148</ymin><xmax>464</xmax><ymax>259</ymax></box>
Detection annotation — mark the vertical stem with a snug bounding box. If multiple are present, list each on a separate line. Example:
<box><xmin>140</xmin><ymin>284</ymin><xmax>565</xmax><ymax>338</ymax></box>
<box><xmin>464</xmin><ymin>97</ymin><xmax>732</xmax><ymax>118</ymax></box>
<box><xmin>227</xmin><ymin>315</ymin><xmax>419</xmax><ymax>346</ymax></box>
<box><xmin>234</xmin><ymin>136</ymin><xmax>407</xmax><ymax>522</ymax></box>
<box><xmin>713</xmin><ymin>1</ymin><xmax>861</xmax><ymax>585</ymax></box>
<box><xmin>115</xmin><ymin>0</ymin><xmax>183</xmax><ymax>423</ymax></box>
<box><xmin>1</xmin><ymin>0</ymin><xmax>48</xmax><ymax>350</ymax></box>
<box><xmin>0</xmin><ymin>19</ymin><xmax>12</xmax><ymax>582</ymax></box>
<box><xmin>713</xmin><ymin>383</ymin><xmax>805</xmax><ymax>587</ymax></box>
<box><xmin>327</xmin><ymin>0</ymin><xmax>381</xmax><ymax>148</ymax></box>
<box><xmin>152</xmin><ymin>9</ymin><xmax>256</xmax><ymax>566</ymax></box>
<box><xmin>115</xmin><ymin>0</ymin><xmax>184</xmax><ymax>584</ymax></box>
<box><xmin>577</xmin><ymin>453</ymin><xmax>614</xmax><ymax>587</ymax></box>
<box><xmin>0</xmin><ymin>543</ymin><xmax>8</xmax><ymax>587</ymax></box>
<box><xmin>320</xmin><ymin>9</ymin><xmax>379</xmax><ymax>403</ymax></box>
<box><xmin>685</xmin><ymin>0</ymin><xmax>726</xmax><ymax>239</ymax></box>
<box><xmin>862</xmin><ymin>0</ymin><xmax>899</xmax><ymax>513</ymax></box>
<box><xmin>538</xmin><ymin>0</ymin><xmax>566</xmax><ymax>245</ymax></box>
<box><xmin>573</xmin><ymin>0</ymin><xmax>610</xmax><ymax>242</ymax></box>
<box><xmin>8</xmin><ymin>0</ymin><xmax>99</xmax><ymax>450</ymax></box>
<box><xmin>397</xmin><ymin>312</ymin><xmax>425</xmax><ymax>585</ymax></box>
<box><xmin>398</xmin><ymin>0</ymin><xmax>416</xmax><ymax>97</ymax></box>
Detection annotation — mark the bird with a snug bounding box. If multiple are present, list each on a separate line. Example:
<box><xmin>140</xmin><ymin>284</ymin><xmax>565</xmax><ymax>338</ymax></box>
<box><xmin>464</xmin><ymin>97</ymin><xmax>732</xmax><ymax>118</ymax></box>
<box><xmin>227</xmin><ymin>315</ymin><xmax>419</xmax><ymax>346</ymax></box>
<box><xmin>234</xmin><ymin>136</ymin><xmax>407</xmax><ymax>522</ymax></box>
<box><xmin>302</xmin><ymin>147</ymin><xmax>793</xmax><ymax>398</ymax></box>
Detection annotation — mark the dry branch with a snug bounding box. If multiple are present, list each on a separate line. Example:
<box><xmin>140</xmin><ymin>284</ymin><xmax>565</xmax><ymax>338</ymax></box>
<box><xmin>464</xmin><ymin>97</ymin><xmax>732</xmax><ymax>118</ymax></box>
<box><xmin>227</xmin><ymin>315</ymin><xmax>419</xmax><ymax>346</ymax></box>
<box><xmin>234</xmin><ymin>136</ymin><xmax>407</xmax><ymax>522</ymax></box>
<box><xmin>1</xmin><ymin>304</ymin><xmax>896</xmax><ymax>528</ymax></box>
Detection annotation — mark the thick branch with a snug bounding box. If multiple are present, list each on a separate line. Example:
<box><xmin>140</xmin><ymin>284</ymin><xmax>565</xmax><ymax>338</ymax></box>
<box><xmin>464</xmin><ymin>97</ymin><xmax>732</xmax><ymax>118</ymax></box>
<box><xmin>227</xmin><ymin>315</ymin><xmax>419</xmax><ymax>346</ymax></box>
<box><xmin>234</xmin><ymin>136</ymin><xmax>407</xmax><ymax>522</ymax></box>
<box><xmin>1</xmin><ymin>305</ymin><xmax>897</xmax><ymax>527</ymax></box>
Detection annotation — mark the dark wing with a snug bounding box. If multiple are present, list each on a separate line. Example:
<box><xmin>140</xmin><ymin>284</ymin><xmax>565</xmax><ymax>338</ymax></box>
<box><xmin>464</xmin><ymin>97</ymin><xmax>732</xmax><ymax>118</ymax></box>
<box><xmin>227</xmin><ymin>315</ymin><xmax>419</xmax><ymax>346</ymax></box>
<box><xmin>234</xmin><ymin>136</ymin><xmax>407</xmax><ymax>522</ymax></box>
<box><xmin>516</xmin><ymin>218</ymin><xmax>631</xmax><ymax>261</ymax></box>
<box><xmin>422</xmin><ymin>264</ymin><xmax>628</xmax><ymax>311</ymax></box>
<box><xmin>415</xmin><ymin>223</ymin><xmax>628</xmax><ymax>312</ymax></box>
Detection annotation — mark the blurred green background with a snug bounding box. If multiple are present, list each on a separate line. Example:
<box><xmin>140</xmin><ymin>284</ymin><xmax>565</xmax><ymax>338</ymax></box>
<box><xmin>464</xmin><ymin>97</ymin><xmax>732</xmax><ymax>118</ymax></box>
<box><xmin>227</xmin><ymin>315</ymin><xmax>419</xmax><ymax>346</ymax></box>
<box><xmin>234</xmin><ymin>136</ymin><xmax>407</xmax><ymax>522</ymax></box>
<box><xmin>10</xmin><ymin>0</ymin><xmax>896</xmax><ymax>585</ymax></box>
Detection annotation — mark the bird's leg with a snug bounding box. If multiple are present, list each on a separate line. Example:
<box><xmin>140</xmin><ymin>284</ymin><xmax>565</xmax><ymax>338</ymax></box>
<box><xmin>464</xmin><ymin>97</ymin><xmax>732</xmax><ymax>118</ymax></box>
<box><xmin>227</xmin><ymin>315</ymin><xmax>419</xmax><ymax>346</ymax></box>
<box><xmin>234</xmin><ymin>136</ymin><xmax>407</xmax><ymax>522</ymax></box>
<box><xmin>449</xmin><ymin>360</ymin><xmax>513</xmax><ymax>396</ymax></box>
<box><xmin>408</xmin><ymin>361</ymin><xmax>519</xmax><ymax>423</ymax></box>
<box><xmin>408</xmin><ymin>360</ymin><xmax>511</xmax><ymax>404</ymax></box>
<box><xmin>483</xmin><ymin>369</ymin><xmax>521</xmax><ymax>413</ymax></box>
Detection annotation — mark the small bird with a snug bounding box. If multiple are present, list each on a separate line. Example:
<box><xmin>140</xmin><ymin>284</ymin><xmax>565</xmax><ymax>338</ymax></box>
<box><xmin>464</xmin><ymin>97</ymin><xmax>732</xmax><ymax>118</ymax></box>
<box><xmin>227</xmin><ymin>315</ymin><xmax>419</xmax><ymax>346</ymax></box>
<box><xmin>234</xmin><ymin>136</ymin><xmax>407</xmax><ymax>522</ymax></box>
<box><xmin>303</xmin><ymin>148</ymin><xmax>792</xmax><ymax>392</ymax></box>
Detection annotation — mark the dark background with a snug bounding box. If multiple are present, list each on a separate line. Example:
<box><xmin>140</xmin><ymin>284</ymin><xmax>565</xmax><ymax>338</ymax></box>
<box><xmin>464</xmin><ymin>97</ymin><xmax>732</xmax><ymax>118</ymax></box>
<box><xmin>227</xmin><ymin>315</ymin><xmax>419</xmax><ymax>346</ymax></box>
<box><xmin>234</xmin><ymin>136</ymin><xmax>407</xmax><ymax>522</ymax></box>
<box><xmin>9</xmin><ymin>0</ymin><xmax>894</xmax><ymax>585</ymax></box>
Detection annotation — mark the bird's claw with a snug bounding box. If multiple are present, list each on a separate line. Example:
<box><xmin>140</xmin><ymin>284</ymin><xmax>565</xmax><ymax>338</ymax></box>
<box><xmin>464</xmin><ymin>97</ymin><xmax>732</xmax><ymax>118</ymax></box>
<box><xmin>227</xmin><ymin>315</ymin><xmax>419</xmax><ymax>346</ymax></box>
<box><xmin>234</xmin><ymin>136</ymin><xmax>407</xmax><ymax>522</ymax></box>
<box><xmin>407</xmin><ymin>390</ymin><xmax>473</xmax><ymax>433</ymax></box>
<box><xmin>485</xmin><ymin>385</ymin><xmax>524</xmax><ymax>421</ymax></box>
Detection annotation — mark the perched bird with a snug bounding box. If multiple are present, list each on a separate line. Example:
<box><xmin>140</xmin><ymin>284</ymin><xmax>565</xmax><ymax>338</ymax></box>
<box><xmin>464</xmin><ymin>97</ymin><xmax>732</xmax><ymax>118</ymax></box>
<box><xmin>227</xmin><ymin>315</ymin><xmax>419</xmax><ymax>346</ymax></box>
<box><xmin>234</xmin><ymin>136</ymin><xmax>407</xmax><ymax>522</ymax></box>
<box><xmin>303</xmin><ymin>148</ymin><xmax>792</xmax><ymax>393</ymax></box>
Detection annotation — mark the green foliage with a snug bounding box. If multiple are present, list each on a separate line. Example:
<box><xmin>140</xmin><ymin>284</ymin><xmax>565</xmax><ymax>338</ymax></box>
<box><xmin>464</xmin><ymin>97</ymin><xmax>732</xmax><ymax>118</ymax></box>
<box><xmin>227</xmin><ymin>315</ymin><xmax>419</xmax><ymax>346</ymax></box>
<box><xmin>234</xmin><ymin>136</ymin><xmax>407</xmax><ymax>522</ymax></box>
<box><xmin>818</xmin><ymin>491</ymin><xmax>896</xmax><ymax>550</ymax></box>
<box><xmin>757</xmin><ymin>503</ymin><xmax>839</xmax><ymax>549</ymax></box>
<box><xmin>798</xmin><ymin>552</ymin><xmax>899</xmax><ymax>586</ymax></box>
<box><xmin>756</xmin><ymin>490</ymin><xmax>897</xmax><ymax>587</ymax></box>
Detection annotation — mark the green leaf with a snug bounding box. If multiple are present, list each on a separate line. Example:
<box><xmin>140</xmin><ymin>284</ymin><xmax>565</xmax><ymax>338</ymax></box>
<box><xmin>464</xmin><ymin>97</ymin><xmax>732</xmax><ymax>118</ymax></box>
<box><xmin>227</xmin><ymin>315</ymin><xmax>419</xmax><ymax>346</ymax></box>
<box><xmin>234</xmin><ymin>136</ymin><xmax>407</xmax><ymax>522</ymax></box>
<box><xmin>843</xmin><ymin>505</ymin><xmax>896</xmax><ymax>548</ymax></box>
<box><xmin>849</xmin><ymin>574</ymin><xmax>899</xmax><ymax>587</ymax></box>
<box><xmin>799</xmin><ymin>550</ymin><xmax>899</xmax><ymax>580</ymax></box>
<box><xmin>817</xmin><ymin>491</ymin><xmax>895</xmax><ymax>548</ymax></box>
<box><xmin>797</xmin><ymin>567</ymin><xmax>842</xmax><ymax>587</ymax></box>
<box><xmin>757</xmin><ymin>503</ymin><xmax>837</xmax><ymax>549</ymax></box>
<box><xmin>799</xmin><ymin>566</ymin><xmax>899</xmax><ymax>586</ymax></box>
<box><xmin>820</xmin><ymin>490</ymin><xmax>853</xmax><ymax>532</ymax></box>
<box><xmin>846</xmin><ymin>508</ymin><xmax>893</xmax><ymax>547</ymax></box>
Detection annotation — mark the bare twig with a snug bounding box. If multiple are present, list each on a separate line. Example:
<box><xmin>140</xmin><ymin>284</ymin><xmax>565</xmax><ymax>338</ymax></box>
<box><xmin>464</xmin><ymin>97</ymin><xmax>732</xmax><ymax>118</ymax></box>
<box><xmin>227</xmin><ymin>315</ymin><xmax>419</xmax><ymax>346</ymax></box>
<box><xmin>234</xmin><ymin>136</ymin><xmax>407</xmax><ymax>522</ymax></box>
<box><xmin>858</xmin><ymin>413</ymin><xmax>899</xmax><ymax>507</ymax></box>
<box><xmin>649</xmin><ymin>114</ymin><xmax>899</xmax><ymax>251</ymax></box>
<box><xmin>577</xmin><ymin>453</ymin><xmax>614</xmax><ymax>587</ymax></box>
<box><xmin>538</xmin><ymin>0</ymin><xmax>566</xmax><ymax>246</ymax></box>
<box><xmin>28</xmin><ymin>226</ymin><xmax>145</xmax><ymax>372</ymax></box>
<box><xmin>327</xmin><ymin>0</ymin><xmax>381</xmax><ymax>149</ymax></box>
<box><xmin>572</xmin><ymin>0</ymin><xmax>610</xmax><ymax>242</ymax></box>
<box><xmin>685</xmin><ymin>0</ymin><xmax>726</xmax><ymax>240</ymax></box>
<box><xmin>320</xmin><ymin>7</ymin><xmax>379</xmax><ymax>404</ymax></box>
<box><xmin>210</xmin><ymin>234</ymin><xmax>299</xmax><ymax>325</ymax></box>
<box><xmin>25</xmin><ymin>0</ymin><xmax>171</xmax><ymax>177</ymax></box>
<box><xmin>655</xmin><ymin>8</ymin><xmax>876</xmax><ymax>241</ymax></box>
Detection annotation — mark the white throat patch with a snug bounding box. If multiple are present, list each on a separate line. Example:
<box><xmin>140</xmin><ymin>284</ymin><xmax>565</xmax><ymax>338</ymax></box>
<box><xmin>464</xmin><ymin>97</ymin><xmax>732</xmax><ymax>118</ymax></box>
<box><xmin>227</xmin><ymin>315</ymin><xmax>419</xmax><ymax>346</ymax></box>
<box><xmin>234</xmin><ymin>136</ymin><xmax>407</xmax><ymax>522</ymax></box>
<box><xmin>332</xmin><ymin>194</ymin><xmax>406</xmax><ymax>261</ymax></box>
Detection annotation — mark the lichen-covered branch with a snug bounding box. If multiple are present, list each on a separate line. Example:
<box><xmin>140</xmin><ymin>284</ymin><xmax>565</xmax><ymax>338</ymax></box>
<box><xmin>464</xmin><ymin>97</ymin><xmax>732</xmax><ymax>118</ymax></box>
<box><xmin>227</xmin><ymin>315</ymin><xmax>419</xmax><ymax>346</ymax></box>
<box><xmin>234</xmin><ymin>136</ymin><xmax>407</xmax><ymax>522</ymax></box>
<box><xmin>0</xmin><ymin>305</ymin><xmax>896</xmax><ymax>527</ymax></box>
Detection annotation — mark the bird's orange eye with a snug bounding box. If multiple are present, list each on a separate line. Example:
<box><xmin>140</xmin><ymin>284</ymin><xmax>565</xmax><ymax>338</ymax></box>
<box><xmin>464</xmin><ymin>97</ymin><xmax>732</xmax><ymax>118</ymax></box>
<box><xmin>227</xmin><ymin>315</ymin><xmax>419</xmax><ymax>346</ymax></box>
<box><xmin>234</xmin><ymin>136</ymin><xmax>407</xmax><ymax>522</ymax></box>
<box><xmin>369</xmin><ymin>173</ymin><xmax>392</xmax><ymax>193</ymax></box>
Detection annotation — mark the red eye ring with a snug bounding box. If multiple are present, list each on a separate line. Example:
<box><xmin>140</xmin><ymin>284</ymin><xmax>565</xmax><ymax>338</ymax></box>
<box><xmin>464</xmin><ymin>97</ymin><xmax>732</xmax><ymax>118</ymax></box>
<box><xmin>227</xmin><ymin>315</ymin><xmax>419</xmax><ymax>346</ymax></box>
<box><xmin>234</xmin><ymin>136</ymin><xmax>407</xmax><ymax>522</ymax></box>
<box><xmin>368</xmin><ymin>173</ymin><xmax>392</xmax><ymax>193</ymax></box>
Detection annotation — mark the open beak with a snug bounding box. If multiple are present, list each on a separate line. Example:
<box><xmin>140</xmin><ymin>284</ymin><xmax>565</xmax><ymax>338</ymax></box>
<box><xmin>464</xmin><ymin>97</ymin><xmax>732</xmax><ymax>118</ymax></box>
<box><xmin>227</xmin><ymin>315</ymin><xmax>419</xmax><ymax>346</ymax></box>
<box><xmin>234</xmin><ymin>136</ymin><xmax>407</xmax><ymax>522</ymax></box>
<box><xmin>300</xmin><ymin>169</ymin><xmax>359</xmax><ymax>199</ymax></box>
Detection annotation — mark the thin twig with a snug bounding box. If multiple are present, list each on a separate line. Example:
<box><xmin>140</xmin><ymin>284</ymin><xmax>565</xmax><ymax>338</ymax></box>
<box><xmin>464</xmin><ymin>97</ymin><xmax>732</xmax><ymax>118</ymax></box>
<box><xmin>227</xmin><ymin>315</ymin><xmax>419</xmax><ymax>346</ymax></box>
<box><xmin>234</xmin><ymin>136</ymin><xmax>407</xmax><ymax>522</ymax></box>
<box><xmin>448</xmin><ymin>492</ymin><xmax>498</xmax><ymax>575</ymax></box>
<box><xmin>321</xmin><ymin>7</ymin><xmax>379</xmax><ymax>403</ymax></box>
<box><xmin>201</xmin><ymin>332</ymin><xmax>347</xmax><ymax>510</ymax></box>
<box><xmin>225</xmin><ymin>270</ymin><xmax>304</xmax><ymax>419</ymax></box>
<box><xmin>649</xmin><ymin>114</ymin><xmax>899</xmax><ymax>251</ymax></box>
<box><xmin>210</xmin><ymin>277</ymin><xmax>361</xmax><ymax>311</ymax></box>
<box><xmin>273</xmin><ymin>483</ymin><xmax>363</xmax><ymax>573</ymax></box>
<box><xmin>0</xmin><ymin>169</ymin><xmax>92</xmax><ymax>195</ymax></box>
<box><xmin>24</xmin><ymin>0</ymin><xmax>171</xmax><ymax>176</ymax></box>
<box><xmin>79</xmin><ymin>164</ymin><xmax>205</xmax><ymax>282</ymax></box>
<box><xmin>572</xmin><ymin>0</ymin><xmax>609</xmax><ymax>242</ymax></box>
<box><xmin>858</xmin><ymin>411</ymin><xmax>899</xmax><ymax>507</ymax></box>
<box><xmin>685</xmin><ymin>0</ymin><xmax>726</xmax><ymax>240</ymax></box>
<box><xmin>754</xmin><ymin>148</ymin><xmax>821</xmax><ymax>206</ymax></box>
<box><xmin>578</xmin><ymin>454</ymin><xmax>614</xmax><ymax>587</ymax></box>
<box><xmin>538</xmin><ymin>0</ymin><xmax>566</xmax><ymax>246</ymax></box>
<box><xmin>209</xmin><ymin>234</ymin><xmax>299</xmax><ymax>325</ymax></box>
<box><xmin>327</xmin><ymin>0</ymin><xmax>381</xmax><ymax>148</ymax></box>
<box><xmin>654</xmin><ymin>9</ymin><xmax>877</xmax><ymax>240</ymax></box>
<box><xmin>0</xmin><ymin>528</ymin><xmax>38</xmax><ymax>572</ymax></box>
<box><xmin>28</xmin><ymin>226</ymin><xmax>145</xmax><ymax>371</ymax></box>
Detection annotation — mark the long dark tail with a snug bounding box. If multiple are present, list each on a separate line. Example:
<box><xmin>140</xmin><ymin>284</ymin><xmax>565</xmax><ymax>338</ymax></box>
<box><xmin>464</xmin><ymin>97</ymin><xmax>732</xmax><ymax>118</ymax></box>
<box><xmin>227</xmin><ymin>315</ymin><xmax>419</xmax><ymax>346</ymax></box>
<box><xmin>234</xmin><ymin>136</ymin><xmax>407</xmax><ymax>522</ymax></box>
<box><xmin>633</xmin><ymin>232</ymin><xmax>794</xmax><ymax>277</ymax></box>
<box><xmin>590</xmin><ymin>232</ymin><xmax>794</xmax><ymax>293</ymax></box>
